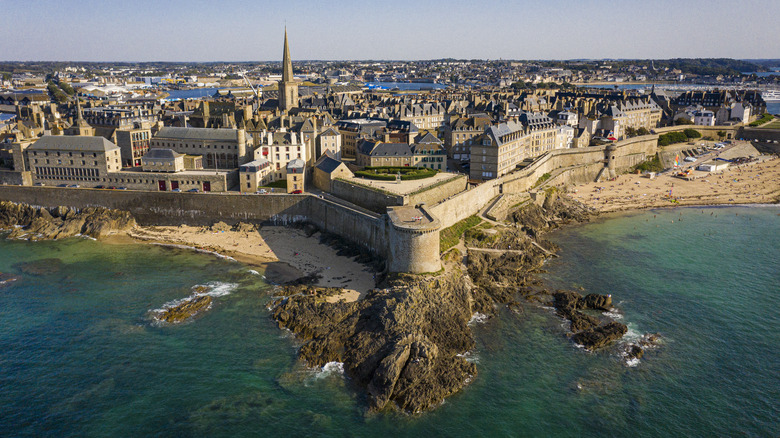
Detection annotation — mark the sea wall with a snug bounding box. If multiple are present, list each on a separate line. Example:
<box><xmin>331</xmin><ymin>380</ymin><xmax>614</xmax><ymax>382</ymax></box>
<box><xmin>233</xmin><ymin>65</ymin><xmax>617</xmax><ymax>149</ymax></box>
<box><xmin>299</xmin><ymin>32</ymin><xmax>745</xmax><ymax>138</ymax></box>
<box><xmin>330</xmin><ymin>179</ymin><xmax>404</xmax><ymax>213</ymax></box>
<box><xmin>0</xmin><ymin>186</ymin><xmax>409</xmax><ymax>270</ymax></box>
<box><xmin>740</xmin><ymin>127</ymin><xmax>780</xmax><ymax>154</ymax></box>
<box><xmin>330</xmin><ymin>174</ymin><xmax>467</xmax><ymax>214</ymax></box>
<box><xmin>430</xmin><ymin>135</ymin><xmax>658</xmax><ymax>229</ymax></box>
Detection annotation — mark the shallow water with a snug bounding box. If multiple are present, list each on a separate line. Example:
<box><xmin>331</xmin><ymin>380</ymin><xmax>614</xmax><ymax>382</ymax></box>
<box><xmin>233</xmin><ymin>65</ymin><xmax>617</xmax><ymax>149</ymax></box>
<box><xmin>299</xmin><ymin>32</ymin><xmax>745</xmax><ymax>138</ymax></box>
<box><xmin>1</xmin><ymin>206</ymin><xmax>778</xmax><ymax>437</ymax></box>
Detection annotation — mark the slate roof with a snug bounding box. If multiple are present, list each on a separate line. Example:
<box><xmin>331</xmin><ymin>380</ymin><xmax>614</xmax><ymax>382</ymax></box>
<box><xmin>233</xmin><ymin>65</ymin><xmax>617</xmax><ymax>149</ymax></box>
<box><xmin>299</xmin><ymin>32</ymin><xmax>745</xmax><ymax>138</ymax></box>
<box><xmin>286</xmin><ymin>158</ymin><xmax>305</xmax><ymax>170</ymax></box>
<box><xmin>29</xmin><ymin>135</ymin><xmax>120</xmax><ymax>152</ymax></box>
<box><xmin>314</xmin><ymin>153</ymin><xmax>343</xmax><ymax>174</ymax></box>
<box><xmin>144</xmin><ymin>148</ymin><xmax>183</xmax><ymax>159</ymax></box>
<box><xmin>154</xmin><ymin>126</ymin><xmax>240</xmax><ymax>141</ymax></box>
<box><xmin>415</xmin><ymin>132</ymin><xmax>442</xmax><ymax>144</ymax></box>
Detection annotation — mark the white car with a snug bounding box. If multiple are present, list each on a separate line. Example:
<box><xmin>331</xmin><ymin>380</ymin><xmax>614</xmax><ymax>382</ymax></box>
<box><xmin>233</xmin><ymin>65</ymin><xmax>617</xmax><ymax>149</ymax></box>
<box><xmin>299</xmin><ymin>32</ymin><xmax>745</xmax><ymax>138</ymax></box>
<box><xmin>684</xmin><ymin>156</ymin><xmax>697</xmax><ymax>162</ymax></box>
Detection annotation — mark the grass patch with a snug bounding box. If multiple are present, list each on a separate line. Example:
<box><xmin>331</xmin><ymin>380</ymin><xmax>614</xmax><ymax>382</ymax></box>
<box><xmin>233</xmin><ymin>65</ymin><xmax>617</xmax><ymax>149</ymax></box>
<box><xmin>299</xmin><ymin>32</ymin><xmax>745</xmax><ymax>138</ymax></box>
<box><xmin>439</xmin><ymin>215</ymin><xmax>482</xmax><ymax>253</ymax></box>
<box><xmin>262</xmin><ymin>180</ymin><xmax>287</xmax><ymax>189</ymax></box>
<box><xmin>749</xmin><ymin>114</ymin><xmax>774</xmax><ymax>127</ymax></box>
<box><xmin>756</xmin><ymin>118</ymin><xmax>780</xmax><ymax>129</ymax></box>
<box><xmin>532</xmin><ymin>172</ymin><xmax>552</xmax><ymax>188</ymax></box>
<box><xmin>633</xmin><ymin>154</ymin><xmax>664</xmax><ymax>173</ymax></box>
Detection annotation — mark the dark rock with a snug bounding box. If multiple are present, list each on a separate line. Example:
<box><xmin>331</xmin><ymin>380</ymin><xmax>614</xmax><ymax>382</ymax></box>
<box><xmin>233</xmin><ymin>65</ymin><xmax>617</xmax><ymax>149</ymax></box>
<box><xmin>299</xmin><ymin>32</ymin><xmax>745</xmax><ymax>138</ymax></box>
<box><xmin>626</xmin><ymin>345</ymin><xmax>644</xmax><ymax>360</ymax></box>
<box><xmin>571</xmin><ymin>322</ymin><xmax>627</xmax><ymax>350</ymax></box>
<box><xmin>583</xmin><ymin>293</ymin><xmax>612</xmax><ymax>311</ymax></box>
<box><xmin>303</xmin><ymin>223</ymin><xmax>319</xmax><ymax>237</ymax></box>
<box><xmin>271</xmin><ymin>274</ymin><xmax>476</xmax><ymax>413</ymax></box>
<box><xmin>1</xmin><ymin>201</ymin><xmax>135</xmax><ymax>240</ymax></box>
<box><xmin>13</xmin><ymin>258</ymin><xmax>64</xmax><ymax>276</ymax></box>
<box><xmin>232</xmin><ymin>222</ymin><xmax>256</xmax><ymax>233</ymax></box>
<box><xmin>569</xmin><ymin>311</ymin><xmax>600</xmax><ymax>332</ymax></box>
<box><xmin>210</xmin><ymin>221</ymin><xmax>231</xmax><ymax>232</ymax></box>
<box><xmin>155</xmin><ymin>295</ymin><xmax>212</xmax><ymax>324</ymax></box>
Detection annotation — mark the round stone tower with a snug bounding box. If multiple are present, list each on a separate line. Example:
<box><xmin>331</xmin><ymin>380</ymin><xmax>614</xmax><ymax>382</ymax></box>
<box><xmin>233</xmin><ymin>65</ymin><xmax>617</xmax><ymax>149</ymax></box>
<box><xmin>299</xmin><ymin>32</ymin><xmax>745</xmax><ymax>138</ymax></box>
<box><xmin>386</xmin><ymin>205</ymin><xmax>441</xmax><ymax>274</ymax></box>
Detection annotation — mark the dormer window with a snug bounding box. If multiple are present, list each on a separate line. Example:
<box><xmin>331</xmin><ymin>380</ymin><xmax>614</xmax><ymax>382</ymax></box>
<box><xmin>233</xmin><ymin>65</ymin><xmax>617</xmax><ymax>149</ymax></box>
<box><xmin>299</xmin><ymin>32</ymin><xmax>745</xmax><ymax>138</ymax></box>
<box><xmin>483</xmin><ymin>138</ymin><xmax>491</xmax><ymax>146</ymax></box>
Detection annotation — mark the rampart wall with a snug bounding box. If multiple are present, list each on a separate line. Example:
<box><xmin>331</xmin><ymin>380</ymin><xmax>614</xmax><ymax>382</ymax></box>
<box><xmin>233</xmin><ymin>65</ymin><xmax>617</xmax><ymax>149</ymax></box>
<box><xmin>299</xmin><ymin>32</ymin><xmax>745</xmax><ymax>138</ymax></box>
<box><xmin>330</xmin><ymin>179</ymin><xmax>404</xmax><ymax>213</ymax></box>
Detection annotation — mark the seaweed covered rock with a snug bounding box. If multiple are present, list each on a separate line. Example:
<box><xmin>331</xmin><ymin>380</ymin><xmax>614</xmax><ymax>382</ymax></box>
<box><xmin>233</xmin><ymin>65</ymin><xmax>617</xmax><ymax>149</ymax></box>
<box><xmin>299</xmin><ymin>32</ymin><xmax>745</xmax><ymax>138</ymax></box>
<box><xmin>156</xmin><ymin>295</ymin><xmax>213</xmax><ymax>324</ymax></box>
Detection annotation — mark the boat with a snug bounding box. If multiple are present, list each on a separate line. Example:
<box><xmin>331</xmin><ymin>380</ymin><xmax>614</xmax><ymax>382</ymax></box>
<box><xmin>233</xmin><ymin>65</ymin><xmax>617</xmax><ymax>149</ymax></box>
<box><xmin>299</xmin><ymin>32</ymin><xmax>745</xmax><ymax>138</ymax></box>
<box><xmin>761</xmin><ymin>90</ymin><xmax>780</xmax><ymax>102</ymax></box>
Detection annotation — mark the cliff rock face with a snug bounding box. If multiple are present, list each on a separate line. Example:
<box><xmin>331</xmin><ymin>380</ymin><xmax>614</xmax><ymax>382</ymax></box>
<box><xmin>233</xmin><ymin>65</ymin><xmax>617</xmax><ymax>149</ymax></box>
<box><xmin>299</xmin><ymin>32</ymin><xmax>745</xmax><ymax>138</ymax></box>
<box><xmin>0</xmin><ymin>201</ymin><xmax>136</xmax><ymax>240</ymax></box>
<box><xmin>271</xmin><ymin>274</ymin><xmax>477</xmax><ymax>413</ymax></box>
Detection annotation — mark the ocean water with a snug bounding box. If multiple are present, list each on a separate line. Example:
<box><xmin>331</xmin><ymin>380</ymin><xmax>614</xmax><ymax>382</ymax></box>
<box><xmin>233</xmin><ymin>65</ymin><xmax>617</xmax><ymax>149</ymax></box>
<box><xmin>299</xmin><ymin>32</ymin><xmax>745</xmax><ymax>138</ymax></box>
<box><xmin>1</xmin><ymin>206</ymin><xmax>778</xmax><ymax>437</ymax></box>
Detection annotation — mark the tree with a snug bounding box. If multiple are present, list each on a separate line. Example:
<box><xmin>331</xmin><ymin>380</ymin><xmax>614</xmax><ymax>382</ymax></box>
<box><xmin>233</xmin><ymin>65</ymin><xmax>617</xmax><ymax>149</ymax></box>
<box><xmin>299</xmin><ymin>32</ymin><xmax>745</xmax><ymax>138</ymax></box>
<box><xmin>637</xmin><ymin>127</ymin><xmax>650</xmax><ymax>136</ymax></box>
<box><xmin>683</xmin><ymin>128</ymin><xmax>702</xmax><ymax>139</ymax></box>
<box><xmin>625</xmin><ymin>127</ymin><xmax>637</xmax><ymax>138</ymax></box>
<box><xmin>717</xmin><ymin>130</ymin><xmax>726</xmax><ymax>140</ymax></box>
<box><xmin>675</xmin><ymin>117</ymin><xmax>693</xmax><ymax>125</ymax></box>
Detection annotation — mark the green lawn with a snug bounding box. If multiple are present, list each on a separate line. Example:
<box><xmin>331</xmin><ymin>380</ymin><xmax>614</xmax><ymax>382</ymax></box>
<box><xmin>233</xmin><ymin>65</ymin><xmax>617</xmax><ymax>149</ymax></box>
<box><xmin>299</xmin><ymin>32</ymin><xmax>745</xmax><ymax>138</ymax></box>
<box><xmin>262</xmin><ymin>180</ymin><xmax>287</xmax><ymax>189</ymax></box>
<box><xmin>756</xmin><ymin>118</ymin><xmax>780</xmax><ymax>129</ymax></box>
<box><xmin>439</xmin><ymin>215</ymin><xmax>482</xmax><ymax>253</ymax></box>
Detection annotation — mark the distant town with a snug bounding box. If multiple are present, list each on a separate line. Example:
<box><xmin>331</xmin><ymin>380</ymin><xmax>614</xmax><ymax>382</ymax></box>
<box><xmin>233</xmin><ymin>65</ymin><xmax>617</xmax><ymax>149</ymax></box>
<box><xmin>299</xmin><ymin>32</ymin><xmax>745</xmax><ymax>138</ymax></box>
<box><xmin>1</xmin><ymin>31</ymin><xmax>778</xmax><ymax>205</ymax></box>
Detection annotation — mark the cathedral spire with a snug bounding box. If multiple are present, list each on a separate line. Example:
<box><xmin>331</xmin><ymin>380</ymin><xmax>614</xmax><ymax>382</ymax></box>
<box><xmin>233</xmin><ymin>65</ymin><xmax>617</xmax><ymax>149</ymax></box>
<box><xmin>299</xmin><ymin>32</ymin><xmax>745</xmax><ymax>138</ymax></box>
<box><xmin>282</xmin><ymin>27</ymin><xmax>293</xmax><ymax>83</ymax></box>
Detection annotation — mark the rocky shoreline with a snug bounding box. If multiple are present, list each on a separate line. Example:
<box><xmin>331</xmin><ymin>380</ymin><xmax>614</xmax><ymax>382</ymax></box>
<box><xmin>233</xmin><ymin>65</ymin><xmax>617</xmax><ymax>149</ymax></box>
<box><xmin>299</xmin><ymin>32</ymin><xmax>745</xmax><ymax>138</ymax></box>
<box><xmin>269</xmin><ymin>190</ymin><xmax>652</xmax><ymax>413</ymax></box>
<box><xmin>0</xmin><ymin>200</ymin><xmax>135</xmax><ymax>240</ymax></box>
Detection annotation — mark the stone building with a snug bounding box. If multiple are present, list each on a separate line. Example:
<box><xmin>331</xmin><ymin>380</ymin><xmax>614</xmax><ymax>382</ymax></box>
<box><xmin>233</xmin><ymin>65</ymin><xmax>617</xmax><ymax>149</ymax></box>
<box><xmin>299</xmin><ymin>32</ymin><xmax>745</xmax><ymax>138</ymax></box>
<box><xmin>26</xmin><ymin>135</ymin><xmax>122</xmax><ymax>185</ymax></box>
<box><xmin>469</xmin><ymin>112</ymin><xmax>559</xmax><ymax>180</ymax></box>
<box><xmin>317</xmin><ymin>127</ymin><xmax>342</xmax><ymax>159</ymax></box>
<box><xmin>411</xmin><ymin>133</ymin><xmax>447</xmax><ymax>170</ymax></box>
<box><xmin>443</xmin><ymin>115</ymin><xmax>491</xmax><ymax>161</ymax></box>
<box><xmin>253</xmin><ymin>129</ymin><xmax>307</xmax><ymax>182</ymax></box>
<box><xmin>356</xmin><ymin>140</ymin><xmax>413</xmax><ymax>167</ymax></box>
<box><xmin>141</xmin><ymin>148</ymin><xmax>184</xmax><ymax>173</ymax></box>
<box><xmin>239</xmin><ymin>159</ymin><xmax>273</xmax><ymax>193</ymax></box>
<box><xmin>286</xmin><ymin>158</ymin><xmax>305</xmax><ymax>193</ymax></box>
<box><xmin>313</xmin><ymin>153</ymin><xmax>353</xmax><ymax>192</ymax></box>
<box><xmin>150</xmin><ymin>126</ymin><xmax>249</xmax><ymax>169</ymax></box>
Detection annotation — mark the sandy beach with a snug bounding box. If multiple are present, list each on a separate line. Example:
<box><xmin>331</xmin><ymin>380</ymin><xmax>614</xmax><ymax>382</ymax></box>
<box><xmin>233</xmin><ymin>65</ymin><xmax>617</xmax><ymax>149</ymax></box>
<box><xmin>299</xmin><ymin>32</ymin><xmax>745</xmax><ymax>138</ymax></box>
<box><xmin>567</xmin><ymin>155</ymin><xmax>780</xmax><ymax>212</ymax></box>
<box><xmin>127</xmin><ymin>225</ymin><xmax>376</xmax><ymax>302</ymax></box>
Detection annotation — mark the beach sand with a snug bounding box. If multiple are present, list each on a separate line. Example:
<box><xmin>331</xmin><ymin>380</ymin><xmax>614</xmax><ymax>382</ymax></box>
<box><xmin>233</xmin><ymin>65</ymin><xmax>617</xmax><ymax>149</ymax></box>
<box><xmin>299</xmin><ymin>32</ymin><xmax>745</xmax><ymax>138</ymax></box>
<box><xmin>127</xmin><ymin>225</ymin><xmax>376</xmax><ymax>302</ymax></box>
<box><xmin>567</xmin><ymin>156</ymin><xmax>780</xmax><ymax>212</ymax></box>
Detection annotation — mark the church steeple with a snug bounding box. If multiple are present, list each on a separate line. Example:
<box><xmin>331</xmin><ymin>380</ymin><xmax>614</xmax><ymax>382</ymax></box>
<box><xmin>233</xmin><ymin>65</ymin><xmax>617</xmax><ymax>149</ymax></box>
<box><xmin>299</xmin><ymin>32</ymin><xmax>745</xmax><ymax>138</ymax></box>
<box><xmin>278</xmin><ymin>27</ymin><xmax>298</xmax><ymax>112</ymax></box>
<box><xmin>282</xmin><ymin>27</ymin><xmax>293</xmax><ymax>83</ymax></box>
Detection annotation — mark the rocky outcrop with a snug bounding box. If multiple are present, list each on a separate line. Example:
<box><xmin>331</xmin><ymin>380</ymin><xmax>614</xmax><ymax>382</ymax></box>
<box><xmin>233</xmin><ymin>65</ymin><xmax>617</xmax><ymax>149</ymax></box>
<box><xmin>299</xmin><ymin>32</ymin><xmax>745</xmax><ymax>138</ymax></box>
<box><xmin>571</xmin><ymin>322</ymin><xmax>628</xmax><ymax>350</ymax></box>
<box><xmin>155</xmin><ymin>295</ymin><xmax>213</xmax><ymax>324</ymax></box>
<box><xmin>0</xmin><ymin>201</ymin><xmax>135</xmax><ymax>240</ymax></box>
<box><xmin>271</xmin><ymin>273</ymin><xmax>476</xmax><ymax>413</ymax></box>
<box><xmin>268</xmin><ymin>193</ymin><xmax>623</xmax><ymax>413</ymax></box>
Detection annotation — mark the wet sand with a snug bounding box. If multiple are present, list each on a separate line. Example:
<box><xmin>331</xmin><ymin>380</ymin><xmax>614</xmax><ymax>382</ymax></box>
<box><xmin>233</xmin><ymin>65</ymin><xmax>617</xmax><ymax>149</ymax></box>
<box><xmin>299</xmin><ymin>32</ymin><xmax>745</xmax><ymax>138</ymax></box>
<box><xmin>126</xmin><ymin>225</ymin><xmax>375</xmax><ymax>302</ymax></box>
<box><xmin>567</xmin><ymin>156</ymin><xmax>780</xmax><ymax>212</ymax></box>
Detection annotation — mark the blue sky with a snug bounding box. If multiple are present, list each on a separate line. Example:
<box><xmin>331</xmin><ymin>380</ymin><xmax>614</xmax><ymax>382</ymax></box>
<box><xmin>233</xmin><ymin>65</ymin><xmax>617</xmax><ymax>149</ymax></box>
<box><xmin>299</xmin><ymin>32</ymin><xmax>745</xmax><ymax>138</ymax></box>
<box><xmin>3</xmin><ymin>0</ymin><xmax>779</xmax><ymax>61</ymax></box>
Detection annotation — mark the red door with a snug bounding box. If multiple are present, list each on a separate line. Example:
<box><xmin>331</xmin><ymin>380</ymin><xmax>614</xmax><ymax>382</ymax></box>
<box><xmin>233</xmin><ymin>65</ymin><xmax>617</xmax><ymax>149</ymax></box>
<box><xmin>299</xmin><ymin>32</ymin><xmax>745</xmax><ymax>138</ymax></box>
<box><xmin>203</xmin><ymin>181</ymin><xmax>211</xmax><ymax>192</ymax></box>
<box><xmin>158</xmin><ymin>180</ymin><xmax>166</xmax><ymax>191</ymax></box>
<box><xmin>171</xmin><ymin>181</ymin><xmax>179</xmax><ymax>190</ymax></box>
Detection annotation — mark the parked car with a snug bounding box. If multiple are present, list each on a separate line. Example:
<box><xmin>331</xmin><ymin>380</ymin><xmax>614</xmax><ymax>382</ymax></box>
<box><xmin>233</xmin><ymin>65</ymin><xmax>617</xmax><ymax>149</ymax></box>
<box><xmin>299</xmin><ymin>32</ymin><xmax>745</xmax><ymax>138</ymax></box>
<box><xmin>684</xmin><ymin>156</ymin><xmax>697</xmax><ymax>162</ymax></box>
<box><xmin>292</xmin><ymin>190</ymin><xmax>303</xmax><ymax>194</ymax></box>
<box><xmin>117</xmin><ymin>187</ymin><xmax>127</xmax><ymax>190</ymax></box>
<box><xmin>256</xmin><ymin>189</ymin><xmax>267</xmax><ymax>194</ymax></box>
<box><xmin>187</xmin><ymin>188</ymin><xmax>199</xmax><ymax>193</ymax></box>
<box><xmin>34</xmin><ymin>183</ymin><xmax>45</xmax><ymax>186</ymax></box>
<box><xmin>107</xmin><ymin>186</ymin><xmax>117</xmax><ymax>190</ymax></box>
<box><xmin>57</xmin><ymin>184</ymin><xmax>68</xmax><ymax>187</ymax></box>
<box><xmin>68</xmin><ymin>184</ymin><xmax>80</xmax><ymax>188</ymax></box>
<box><xmin>94</xmin><ymin>185</ymin><xmax>104</xmax><ymax>189</ymax></box>
<box><xmin>171</xmin><ymin>188</ymin><xmax>181</xmax><ymax>192</ymax></box>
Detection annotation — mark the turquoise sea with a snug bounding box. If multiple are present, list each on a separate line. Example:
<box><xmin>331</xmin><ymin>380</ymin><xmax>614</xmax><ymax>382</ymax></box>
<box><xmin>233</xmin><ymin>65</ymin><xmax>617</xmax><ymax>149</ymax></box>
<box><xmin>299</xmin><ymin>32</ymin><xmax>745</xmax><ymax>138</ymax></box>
<box><xmin>1</xmin><ymin>206</ymin><xmax>778</xmax><ymax>437</ymax></box>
